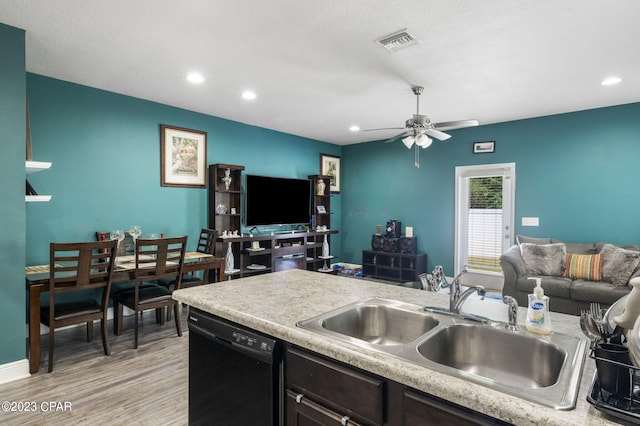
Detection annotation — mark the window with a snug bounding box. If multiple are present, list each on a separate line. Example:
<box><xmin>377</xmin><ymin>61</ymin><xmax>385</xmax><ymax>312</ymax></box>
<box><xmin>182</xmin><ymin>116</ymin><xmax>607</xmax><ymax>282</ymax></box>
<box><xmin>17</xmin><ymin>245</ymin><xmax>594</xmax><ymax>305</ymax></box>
<box><xmin>455</xmin><ymin>163</ymin><xmax>515</xmax><ymax>285</ymax></box>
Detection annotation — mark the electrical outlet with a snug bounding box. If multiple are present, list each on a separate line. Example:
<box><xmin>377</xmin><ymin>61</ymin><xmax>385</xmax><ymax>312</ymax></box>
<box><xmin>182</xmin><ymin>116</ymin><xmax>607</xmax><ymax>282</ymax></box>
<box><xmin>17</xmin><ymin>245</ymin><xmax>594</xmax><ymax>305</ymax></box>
<box><xmin>522</xmin><ymin>217</ymin><xmax>539</xmax><ymax>227</ymax></box>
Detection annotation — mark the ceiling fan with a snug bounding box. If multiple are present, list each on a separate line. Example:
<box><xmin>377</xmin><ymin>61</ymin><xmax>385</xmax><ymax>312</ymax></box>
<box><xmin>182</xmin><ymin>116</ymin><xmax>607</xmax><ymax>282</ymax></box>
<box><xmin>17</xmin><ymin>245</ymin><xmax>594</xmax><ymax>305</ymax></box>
<box><xmin>363</xmin><ymin>86</ymin><xmax>479</xmax><ymax>167</ymax></box>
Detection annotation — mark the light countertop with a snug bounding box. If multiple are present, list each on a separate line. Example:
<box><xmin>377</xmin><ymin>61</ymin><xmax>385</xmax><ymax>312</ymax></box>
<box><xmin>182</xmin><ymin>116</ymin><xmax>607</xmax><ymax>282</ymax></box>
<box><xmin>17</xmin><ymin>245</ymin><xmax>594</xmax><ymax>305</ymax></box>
<box><xmin>173</xmin><ymin>269</ymin><xmax>618</xmax><ymax>425</ymax></box>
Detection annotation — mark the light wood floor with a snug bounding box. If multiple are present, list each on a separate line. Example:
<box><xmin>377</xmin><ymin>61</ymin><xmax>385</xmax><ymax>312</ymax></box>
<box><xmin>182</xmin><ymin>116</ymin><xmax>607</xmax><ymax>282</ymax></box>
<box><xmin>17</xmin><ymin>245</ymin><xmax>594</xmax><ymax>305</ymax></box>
<box><xmin>0</xmin><ymin>308</ymin><xmax>190</xmax><ymax>426</ymax></box>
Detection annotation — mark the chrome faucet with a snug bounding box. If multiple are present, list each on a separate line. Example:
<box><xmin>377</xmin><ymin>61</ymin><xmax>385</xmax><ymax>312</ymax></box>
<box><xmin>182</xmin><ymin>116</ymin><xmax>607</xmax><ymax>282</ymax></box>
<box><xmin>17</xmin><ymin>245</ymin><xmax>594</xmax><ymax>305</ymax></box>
<box><xmin>503</xmin><ymin>296</ymin><xmax>519</xmax><ymax>331</ymax></box>
<box><xmin>449</xmin><ymin>268</ymin><xmax>486</xmax><ymax>313</ymax></box>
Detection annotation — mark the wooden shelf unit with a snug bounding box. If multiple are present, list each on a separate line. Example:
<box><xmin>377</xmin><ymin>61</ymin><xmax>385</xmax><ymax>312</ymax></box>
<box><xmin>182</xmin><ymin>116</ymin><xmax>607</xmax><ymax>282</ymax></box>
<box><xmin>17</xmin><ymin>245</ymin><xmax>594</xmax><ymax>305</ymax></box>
<box><xmin>208</xmin><ymin>164</ymin><xmax>244</xmax><ymax>234</ymax></box>
<box><xmin>218</xmin><ymin>230</ymin><xmax>339</xmax><ymax>279</ymax></box>
<box><xmin>362</xmin><ymin>250</ymin><xmax>427</xmax><ymax>283</ymax></box>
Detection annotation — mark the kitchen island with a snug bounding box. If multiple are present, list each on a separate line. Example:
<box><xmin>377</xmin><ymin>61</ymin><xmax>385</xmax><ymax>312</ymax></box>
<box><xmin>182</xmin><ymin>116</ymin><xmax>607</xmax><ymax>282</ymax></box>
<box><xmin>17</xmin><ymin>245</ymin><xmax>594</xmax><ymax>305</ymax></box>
<box><xmin>173</xmin><ymin>269</ymin><xmax>617</xmax><ymax>425</ymax></box>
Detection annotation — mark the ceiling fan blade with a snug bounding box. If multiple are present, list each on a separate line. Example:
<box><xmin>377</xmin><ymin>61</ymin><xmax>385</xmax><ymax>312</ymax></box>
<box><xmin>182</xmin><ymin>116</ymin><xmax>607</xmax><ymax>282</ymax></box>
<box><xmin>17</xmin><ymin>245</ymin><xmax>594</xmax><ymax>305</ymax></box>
<box><xmin>433</xmin><ymin>119</ymin><xmax>479</xmax><ymax>131</ymax></box>
<box><xmin>362</xmin><ymin>127</ymin><xmax>405</xmax><ymax>132</ymax></box>
<box><xmin>384</xmin><ymin>131</ymin><xmax>410</xmax><ymax>144</ymax></box>
<box><xmin>425</xmin><ymin>128</ymin><xmax>451</xmax><ymax>141</ymax></box>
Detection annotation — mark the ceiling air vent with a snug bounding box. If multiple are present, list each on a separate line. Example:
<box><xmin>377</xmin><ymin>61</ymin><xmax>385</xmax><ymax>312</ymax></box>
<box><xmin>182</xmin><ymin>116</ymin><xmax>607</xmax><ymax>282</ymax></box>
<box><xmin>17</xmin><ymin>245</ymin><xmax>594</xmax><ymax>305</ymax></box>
<box><xmin>376</xmin><ymin>29</ymin><xmax>421</xmax><ymax>53</ymax></box>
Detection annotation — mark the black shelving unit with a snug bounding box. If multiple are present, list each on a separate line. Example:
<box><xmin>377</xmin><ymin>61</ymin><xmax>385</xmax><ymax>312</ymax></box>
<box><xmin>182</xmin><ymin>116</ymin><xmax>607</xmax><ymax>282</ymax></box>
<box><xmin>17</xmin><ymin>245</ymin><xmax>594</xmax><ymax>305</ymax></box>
<box><xmin>362</xmin><ymin>250</ymin><xmax>427</xmax><ymax>283</ymax></box>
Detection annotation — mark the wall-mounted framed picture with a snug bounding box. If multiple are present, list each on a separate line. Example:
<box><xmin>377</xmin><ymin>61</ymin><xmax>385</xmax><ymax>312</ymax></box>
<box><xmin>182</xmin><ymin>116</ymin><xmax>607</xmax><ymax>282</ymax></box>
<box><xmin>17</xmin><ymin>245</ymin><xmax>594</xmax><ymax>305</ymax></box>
<box><xmin>473</xmin><ymin>141</ymin><xmax>495</xmax><ymax>154</ymax></box>
<box><xmin>320</xmin><ymin>153</ymin><xmax>341</xmax><ymax>193</ymax></box>
<box><xmin>160</xmin><ymin>125</ymin><xmax>207</xmax><ymax>188</ymax></box>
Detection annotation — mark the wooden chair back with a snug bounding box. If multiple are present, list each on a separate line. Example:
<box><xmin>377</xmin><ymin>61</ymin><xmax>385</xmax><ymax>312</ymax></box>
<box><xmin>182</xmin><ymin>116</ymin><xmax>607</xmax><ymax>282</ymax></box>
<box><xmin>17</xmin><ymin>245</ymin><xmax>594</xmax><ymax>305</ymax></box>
<box><xmin>49</xmin><ymin>240</ymin><xmax>118</xmax><ymax>298</ymax></box>
<box><xmin>196</xmin><ymin>228</ymin><xmax>218</xmax><ymax>255</ymax></box>
<box><xmin>134</xmin><ymin>236</ymin><xmax>187</xmax><ymax>287</ymax></box>
<box><xmin>95</xmin><ymin>231</ymin><xmax>135</xmax><ymax>256</ymax></box>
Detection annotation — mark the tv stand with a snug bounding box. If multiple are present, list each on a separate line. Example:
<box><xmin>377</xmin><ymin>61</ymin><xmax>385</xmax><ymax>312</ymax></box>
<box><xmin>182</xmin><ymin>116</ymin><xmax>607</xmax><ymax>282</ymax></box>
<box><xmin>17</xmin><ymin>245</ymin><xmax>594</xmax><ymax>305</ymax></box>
<box><xmin>217</xmin><ymin>230</ymin><xmax>339</xmax><ymax>279</ymax></box>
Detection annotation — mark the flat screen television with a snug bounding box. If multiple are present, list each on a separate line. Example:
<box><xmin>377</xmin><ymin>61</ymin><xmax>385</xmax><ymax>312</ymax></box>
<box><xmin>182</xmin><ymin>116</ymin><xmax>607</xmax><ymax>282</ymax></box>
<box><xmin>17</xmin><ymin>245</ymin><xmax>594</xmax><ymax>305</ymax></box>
<box><xmin>245</xmin><ymin>174</ymin><xmax>312</xmax><ymax>227</ymax></box>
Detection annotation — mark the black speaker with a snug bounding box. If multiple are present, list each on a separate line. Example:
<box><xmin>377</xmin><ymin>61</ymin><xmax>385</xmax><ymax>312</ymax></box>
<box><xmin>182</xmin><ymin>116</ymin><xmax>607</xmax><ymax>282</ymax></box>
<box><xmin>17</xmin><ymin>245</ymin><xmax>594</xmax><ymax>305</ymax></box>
<box><xmin>399</xmin><ymin>237</ymin><xmax>417</xmax><ymax>255</ymax></box>
<box><xmin>382</xmin><ymin>237</ymin><xmax>398</xmax><ymax>253</ymax></box>
<box><xmin>371</xmin><ymin>235</ymin><xmax>384</xmax><ymax>251</ymax></box>
<box><xmin>385</xmin><ymin>220</ymin><xmax>402</xmax><ymax>238</ymax></box>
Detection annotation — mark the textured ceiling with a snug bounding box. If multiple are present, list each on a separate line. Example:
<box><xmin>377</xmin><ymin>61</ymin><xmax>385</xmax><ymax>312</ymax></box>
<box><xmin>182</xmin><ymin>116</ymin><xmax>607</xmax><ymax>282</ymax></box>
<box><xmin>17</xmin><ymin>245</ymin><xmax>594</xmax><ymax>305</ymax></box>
<box><xmin>1</xmin><ymin>0</ymin><xmax>639</xmax><ymax>145</ymax></box>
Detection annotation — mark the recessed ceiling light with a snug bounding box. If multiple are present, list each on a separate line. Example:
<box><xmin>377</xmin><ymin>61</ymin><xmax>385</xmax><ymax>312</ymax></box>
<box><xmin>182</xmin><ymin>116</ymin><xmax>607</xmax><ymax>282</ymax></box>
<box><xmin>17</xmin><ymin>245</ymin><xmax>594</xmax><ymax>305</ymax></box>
<box><xmin>186</xmin><ymin>73</ymin><xmax>204</xmax><ymax>83</ymax></box>
<box><xmin>241</xmin><ymin>90</ymin><xmax>257</xmax><ymax>100</ymax></box>
<box><xmin>349</xmin><ymin>125</ymin><xmax>360</xmax><ymax>132</ymax></box>
<box><xmin>601</xmin><ymin>76</ymin><xmax>621</xmax><ymax>86</ymax></box>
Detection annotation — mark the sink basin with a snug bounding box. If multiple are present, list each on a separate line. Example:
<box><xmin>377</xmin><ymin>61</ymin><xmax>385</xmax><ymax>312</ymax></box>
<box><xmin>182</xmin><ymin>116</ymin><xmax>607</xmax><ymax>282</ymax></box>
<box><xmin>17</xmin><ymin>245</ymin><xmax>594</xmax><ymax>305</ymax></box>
<box><xmin>417</xmin><ymin>324</ymin><xmax>564</xmax><ymax>388</ymax></box>
<box><xmin>297</xmin><ymin>298</ymin><xmax>587</xmax><ymax>410</ymax></box>
<box><xmin>321</xmin><ymin>303</ymin><xmax>439</xmax><ymax>345</ymax></box>
<box><xmin>297</xmin><ymin>298</ymin><xmax>439</xmax><ymax>347</ymax></box>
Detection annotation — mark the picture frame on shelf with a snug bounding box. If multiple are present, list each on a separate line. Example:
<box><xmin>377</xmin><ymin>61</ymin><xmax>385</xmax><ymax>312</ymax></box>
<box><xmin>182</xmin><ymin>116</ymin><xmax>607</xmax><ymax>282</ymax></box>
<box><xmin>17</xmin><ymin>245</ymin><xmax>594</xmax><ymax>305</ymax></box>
<box><xmin>320</xmin><ymin>153</ymin><xmax>341</xmax><ymax>193</ymax></box>
<box><xmin>316</xmin><ymin>205</ymin><xmax>326</xmax><ymax>214</ymax></box>
<box><xmin>160</xmin><ymin>124</ymin><xmax>207</xmax><ymax>188</ymax></box>
<box><xmin>473</xmin><ymin>141</ymin><xmax>495</xmax><ymax>154</ymax></box>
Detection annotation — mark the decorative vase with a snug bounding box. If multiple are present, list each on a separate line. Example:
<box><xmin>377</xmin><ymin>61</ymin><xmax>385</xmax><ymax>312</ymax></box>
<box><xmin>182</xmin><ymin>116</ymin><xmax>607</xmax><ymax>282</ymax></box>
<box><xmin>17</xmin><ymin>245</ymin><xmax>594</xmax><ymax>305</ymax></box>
<box><xmin>316</xmin><ymin>179</ymin><xmax>326</xmax><ymax>196</ymax></box>
<box><xmin>322</xmin><ymin>235</ymin><xmax>330</xmax><ymax>258</ymax></box>
<box><xmin>222</xmin><ymin>168</ymin><xmax>232</xmax><ymax>190</ymax></box>
<box><xmin>225</xmin><ymin>242</ymin><xmax>235</xmax><ymax>271</ymax></box>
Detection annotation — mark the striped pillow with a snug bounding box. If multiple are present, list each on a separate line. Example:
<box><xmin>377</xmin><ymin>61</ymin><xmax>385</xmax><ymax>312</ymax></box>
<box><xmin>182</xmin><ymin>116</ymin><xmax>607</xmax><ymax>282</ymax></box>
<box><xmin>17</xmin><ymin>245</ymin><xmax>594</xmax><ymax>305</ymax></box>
<box><xmin>563</xmin><ymin>253</ymin><xmax>603</xmax><ymax>281</ymax></box>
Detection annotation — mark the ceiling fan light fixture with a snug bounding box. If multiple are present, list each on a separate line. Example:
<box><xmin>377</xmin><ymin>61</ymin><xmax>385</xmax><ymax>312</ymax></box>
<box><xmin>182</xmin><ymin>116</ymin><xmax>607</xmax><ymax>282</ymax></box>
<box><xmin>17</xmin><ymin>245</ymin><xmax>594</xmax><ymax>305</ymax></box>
<box><xmin>402</xmin><ymin>135</ymin><xmax>415</xmax><ymax>149</ymax></box>
<box><xmin>416</xmin><ymin>135</ymin><xmax>433</xmax><ymax>148</ymax></box>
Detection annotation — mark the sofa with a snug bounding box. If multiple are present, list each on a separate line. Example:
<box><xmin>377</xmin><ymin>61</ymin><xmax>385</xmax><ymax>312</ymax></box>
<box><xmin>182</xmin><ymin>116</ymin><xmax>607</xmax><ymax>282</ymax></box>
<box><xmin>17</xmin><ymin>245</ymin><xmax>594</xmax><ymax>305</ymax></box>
<box><xmin>500</xmin><ymin>236</ymin><xmax>639</xmax><ymax>316</ymax></box>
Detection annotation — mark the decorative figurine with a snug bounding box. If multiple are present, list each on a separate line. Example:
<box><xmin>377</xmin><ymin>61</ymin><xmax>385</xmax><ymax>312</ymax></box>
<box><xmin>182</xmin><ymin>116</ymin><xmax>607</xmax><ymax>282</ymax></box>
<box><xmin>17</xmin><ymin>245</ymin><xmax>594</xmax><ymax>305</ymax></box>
<box><xmin>316</xmin><ymin>178</ymin><xmax>326</xmax><ymax>196</ymax></box>
<box><xmin>222</xmin><ymin>168</ymin><xmax>232</xmax><ymax>190</ymax></box>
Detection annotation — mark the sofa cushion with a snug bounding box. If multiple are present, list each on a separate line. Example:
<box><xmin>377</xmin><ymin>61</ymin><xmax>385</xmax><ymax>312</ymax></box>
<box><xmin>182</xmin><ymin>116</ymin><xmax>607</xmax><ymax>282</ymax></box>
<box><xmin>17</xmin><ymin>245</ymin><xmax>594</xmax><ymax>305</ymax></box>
<box><xmin>600</xmin><ymin>243</ymin><xmax>640</xmax><ymax>286</ymax></box>
<box><xmin>517</xmin><ymin>235</ymin><xmax>552</xmax><ymax>245</ymax></box>
<box><xmin>553</xmin><ymin>241</ymin><xmax>597</xmax><ymax>255</ymax></box>
<box><xmin>570</xmin><ymin>279</ymin><xmax>631</xmax><ymax>305</ymax></box>
<box><xmin>563</xmin><ymin>253</ymin><xmax>603</xmax><ymax>281</ymax></box>
<box><xmin>515</xmin><ymin>276</ymin><xmax>572</xmax><ymax>299</ymax></box>
<box><xmin>520</xmin><ymin>243</ymin><xmax>566</xmax><ymax>276</ymax></box>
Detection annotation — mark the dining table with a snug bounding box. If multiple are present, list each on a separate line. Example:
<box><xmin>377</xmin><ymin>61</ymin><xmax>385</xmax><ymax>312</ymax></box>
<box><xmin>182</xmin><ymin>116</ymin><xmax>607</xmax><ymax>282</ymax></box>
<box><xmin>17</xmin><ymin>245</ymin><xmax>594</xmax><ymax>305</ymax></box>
<box><xmin>25</xmin><ymin>251</ymin><xmax>225</xmax><ymax>374</ymax></box>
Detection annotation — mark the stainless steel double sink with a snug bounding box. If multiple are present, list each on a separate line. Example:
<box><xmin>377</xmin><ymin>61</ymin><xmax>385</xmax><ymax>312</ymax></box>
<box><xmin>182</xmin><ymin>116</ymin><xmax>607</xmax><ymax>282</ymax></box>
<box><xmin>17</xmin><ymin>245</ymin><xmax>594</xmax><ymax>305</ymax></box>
<box><xmin>297</xmin><ymin>297</ymin><xmax>587</xmax><ymax>410</ymax></box>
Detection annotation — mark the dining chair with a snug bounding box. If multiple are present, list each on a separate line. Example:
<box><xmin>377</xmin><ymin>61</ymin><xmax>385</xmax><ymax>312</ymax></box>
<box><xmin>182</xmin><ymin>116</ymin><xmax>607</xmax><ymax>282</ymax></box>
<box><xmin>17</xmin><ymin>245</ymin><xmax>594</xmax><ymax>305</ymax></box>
<box><xmin>41</xmin><ymin>239</ymin><xmax>118</xmax><ymax>372</ymax></box>
<box><xmin>164</xmin><ymin>228</ymin><xmax>218</xmax><ymax>290</ymax></box>
<box><xmin>161</xmin><ymin>228</ymin><xmax>217</xmax><ymax>321</ymax></box>
<box><xmin>95</xmin><ymin>231</ymin><xmax>135</xmax><ymax>256</ymax></box>
<box><xmin>112</xmin><ymin>236</ymin><xmax>187</xmax><ymax>348</ymax></box>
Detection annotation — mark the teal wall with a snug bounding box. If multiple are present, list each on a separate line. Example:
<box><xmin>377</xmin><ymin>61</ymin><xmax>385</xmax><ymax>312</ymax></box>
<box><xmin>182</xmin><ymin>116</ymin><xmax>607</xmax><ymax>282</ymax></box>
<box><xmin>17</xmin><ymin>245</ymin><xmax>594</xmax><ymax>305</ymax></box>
<box><xmin>341</xmin><ymin>102</ymin><xmax>640</xmax><ymax>273</ymax></box>
<box><xmin>25</xmin><ymin>74</ymin><xmax>341</xmax><ymax>265</ymax></box>
<box><xmin>0</xmin><ymin>23</ymin><xmax>26</xmax><ymax>364</ymax></box>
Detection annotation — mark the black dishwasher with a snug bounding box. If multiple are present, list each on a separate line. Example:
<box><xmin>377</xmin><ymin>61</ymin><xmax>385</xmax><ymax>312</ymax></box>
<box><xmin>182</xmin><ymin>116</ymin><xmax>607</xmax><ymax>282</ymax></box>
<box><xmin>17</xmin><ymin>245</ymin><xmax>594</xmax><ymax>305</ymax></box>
<box><xmin>188</xmin><ymin>308</ymin><xmax>282</xmax><ymax>426</ymax></box>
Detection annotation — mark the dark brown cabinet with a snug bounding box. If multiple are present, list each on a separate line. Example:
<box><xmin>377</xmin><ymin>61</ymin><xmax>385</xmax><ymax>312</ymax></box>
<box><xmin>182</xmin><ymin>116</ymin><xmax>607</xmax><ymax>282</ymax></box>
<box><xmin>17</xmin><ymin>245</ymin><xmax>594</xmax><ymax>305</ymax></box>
<box><xmin>286</xmin><ymin>346</ymin><xmax>384</xmax><ymax>425</ymax></box>
<box><xmin>362</xmin><ymin>250</ymin><xmax>427</xmax><ymax>283</ymax></box>
<box><xmin>285</xmin><ymin>346</ymin><xmax>508</xmax><ymax>426</ymax></box>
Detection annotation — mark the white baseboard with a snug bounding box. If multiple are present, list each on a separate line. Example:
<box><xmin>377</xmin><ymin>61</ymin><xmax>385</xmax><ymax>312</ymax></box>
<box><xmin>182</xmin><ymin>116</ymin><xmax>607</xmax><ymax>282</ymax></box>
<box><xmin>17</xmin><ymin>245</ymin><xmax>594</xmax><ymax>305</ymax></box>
<box><xmin>0</xmin><ymin>359</ymin><xmax>30</xmax><ymax>385</ymax></box>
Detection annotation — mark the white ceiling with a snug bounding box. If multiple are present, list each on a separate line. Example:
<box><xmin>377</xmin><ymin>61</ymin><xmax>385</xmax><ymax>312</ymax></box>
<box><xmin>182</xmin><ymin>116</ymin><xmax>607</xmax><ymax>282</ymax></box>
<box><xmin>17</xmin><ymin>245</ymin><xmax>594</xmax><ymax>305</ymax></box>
<box><xmin>1</xmin><ymin>0</ymin><xmax>639</xmax><ymax>145</ymax></box>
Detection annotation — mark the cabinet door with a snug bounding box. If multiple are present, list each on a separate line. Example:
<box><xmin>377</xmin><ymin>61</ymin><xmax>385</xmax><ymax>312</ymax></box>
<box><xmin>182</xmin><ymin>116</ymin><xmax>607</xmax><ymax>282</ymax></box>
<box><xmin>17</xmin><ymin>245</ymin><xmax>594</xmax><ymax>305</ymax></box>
<box><xmin>286</xmin><ymin>347</ymin><xmax>384</xmax><ymax>425</ymax></box>
<box><xmin>403</xmin><ymin>390</ymin><xmax>502</xmax><ymax>426</ymax></box>
<box><xmin>286</xmin><ymin>390</ymin><xmax>364</xmax><ymax>426</ymax></box>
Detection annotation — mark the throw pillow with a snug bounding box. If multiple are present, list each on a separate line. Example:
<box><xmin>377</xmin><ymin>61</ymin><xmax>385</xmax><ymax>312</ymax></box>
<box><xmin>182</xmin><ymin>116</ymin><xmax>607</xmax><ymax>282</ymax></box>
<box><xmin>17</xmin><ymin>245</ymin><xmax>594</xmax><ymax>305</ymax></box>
<box><xmin>600</xmin><ymin>243</ymin><xmax>640</xmax><ymax>287</ymax></box>
<box><xmin>520</xmin><ymin>243</ymin><xmax>566</xmax><ymax>276</ymax></box>
<box><xmin>563</xmin><ymin>253</ymin><xmax>602</xmax><ymax>281</ymax></box>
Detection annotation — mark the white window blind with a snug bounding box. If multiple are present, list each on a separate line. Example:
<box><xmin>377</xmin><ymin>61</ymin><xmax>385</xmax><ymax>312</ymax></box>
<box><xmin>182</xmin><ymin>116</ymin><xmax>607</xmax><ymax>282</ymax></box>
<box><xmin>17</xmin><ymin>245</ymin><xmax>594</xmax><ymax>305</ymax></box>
<box><xmin>467</xmin><ymin>176</ymin><xmax>503</xmax><ymax>273</ymax></box>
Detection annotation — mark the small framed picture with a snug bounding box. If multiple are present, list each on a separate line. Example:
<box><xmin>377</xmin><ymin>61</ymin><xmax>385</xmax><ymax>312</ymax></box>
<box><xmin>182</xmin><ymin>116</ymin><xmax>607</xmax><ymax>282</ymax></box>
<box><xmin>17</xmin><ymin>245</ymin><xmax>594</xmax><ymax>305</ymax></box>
<box><xmin>320</xmin><ymin>153</ymin><xmax>341</xmax><ymax>193</ymax></box>
<box><xmin>160</xmin><ymin>125</ymin><xmax>207</xmax><ymax>188</ymax></box>
<box><xmin>316</xmin><ymin>205</ymin><xmax>326</xmax><ymax>214</ymax></box>
<box><xmin>473</xmin><ymin>141</ymin><xmax>495</xmax><ymax>154</ymax></box>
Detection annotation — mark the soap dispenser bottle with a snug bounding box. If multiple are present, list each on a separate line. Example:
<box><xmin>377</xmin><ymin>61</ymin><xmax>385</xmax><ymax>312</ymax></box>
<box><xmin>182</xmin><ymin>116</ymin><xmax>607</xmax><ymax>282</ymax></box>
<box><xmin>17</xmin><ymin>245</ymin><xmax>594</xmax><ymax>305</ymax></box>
<box><xmin>526</xmin><ymin>277</ymin><xmax>551</xmax><ymax>335</ymax></box>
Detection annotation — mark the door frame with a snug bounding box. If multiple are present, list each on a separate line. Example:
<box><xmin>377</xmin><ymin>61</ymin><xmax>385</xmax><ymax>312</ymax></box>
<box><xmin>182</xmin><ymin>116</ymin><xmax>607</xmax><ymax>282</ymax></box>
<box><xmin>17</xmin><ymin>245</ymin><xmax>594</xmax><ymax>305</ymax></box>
<box><xmin>454</xmin><ymin>163</ymin><xmax>516</xmax><ymax>288</ymax></box>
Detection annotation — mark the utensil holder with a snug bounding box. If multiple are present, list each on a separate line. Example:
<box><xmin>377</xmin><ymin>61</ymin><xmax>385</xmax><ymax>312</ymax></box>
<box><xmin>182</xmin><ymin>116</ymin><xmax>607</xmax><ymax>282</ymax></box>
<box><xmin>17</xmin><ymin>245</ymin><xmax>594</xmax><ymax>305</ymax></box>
<box><xmin>594</xmin><ymin>342</ymin><xmax>632</xmax><ymax>397</ymax></box>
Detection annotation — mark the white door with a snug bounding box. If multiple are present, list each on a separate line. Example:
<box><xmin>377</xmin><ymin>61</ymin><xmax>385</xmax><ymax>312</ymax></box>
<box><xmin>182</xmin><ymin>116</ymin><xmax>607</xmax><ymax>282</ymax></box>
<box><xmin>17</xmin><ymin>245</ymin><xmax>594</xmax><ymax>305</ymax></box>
<box><xmin>455</xmin><ymin>163</ymin><xmax>515</xmax><ymax>290</ymax></box>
